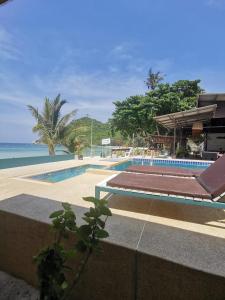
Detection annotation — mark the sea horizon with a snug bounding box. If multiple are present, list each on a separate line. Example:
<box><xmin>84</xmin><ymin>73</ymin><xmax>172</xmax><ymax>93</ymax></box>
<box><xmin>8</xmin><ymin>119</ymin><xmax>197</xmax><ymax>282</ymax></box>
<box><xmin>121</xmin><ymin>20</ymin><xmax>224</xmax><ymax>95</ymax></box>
<box><xmin>0</xmin><ymin>143</ymin><xmax>111</xmax><ymax>159</ymax></box>
<box><xmin>0</xmin><ymin>142</ymin><xmax>67</xmax><ymax>159</ymax></box>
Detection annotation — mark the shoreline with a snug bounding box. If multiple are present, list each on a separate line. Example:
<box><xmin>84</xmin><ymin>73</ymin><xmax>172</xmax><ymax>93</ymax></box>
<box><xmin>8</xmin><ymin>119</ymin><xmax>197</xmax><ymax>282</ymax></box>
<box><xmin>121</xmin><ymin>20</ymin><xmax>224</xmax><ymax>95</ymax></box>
<box><xmin>0</xmin><ymin>143</ymin><xmax>112</xmax><ymax>160</ymax></box>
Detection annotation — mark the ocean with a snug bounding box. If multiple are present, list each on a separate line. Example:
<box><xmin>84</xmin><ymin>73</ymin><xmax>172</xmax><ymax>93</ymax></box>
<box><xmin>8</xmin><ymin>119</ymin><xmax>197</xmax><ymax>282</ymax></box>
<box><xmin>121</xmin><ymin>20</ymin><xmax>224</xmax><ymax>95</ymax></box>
<box><xmin>0</xmin><ymin>143</ymin><xmax>112</xmax><ymax>159</ymax></box>
<box><xmin>0</xmin><ymin>143</ymin><xmax>67</xmax><ymax>159</ymax></box>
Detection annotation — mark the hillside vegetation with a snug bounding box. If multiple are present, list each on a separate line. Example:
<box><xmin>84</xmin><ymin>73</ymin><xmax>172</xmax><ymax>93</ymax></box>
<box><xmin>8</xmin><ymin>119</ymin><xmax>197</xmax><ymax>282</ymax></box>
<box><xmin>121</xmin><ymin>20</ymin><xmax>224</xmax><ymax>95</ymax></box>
<box><xmin>70</xmin><ymin>117</ymin><xmax>123</xmax><ymax>146</ymax></box>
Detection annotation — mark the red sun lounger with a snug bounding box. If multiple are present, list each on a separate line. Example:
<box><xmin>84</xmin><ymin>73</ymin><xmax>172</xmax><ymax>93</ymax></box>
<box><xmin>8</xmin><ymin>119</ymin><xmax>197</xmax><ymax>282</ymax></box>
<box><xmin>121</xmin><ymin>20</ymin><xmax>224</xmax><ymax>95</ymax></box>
<box><xmin>95</xmin><ymin>155</ymin><xmax>225</xmax><ymax>209</ymax></box>
<box><xmin>126</xmin><ymin>165</ymin><xmax>203</xmax><ymax>177</ymax></box>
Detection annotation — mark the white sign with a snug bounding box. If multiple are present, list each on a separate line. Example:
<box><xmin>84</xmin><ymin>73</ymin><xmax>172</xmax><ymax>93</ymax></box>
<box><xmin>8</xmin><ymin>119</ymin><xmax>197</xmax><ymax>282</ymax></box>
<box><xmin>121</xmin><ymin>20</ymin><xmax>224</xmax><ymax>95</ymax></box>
<box><xmin>102</xmin><ymin>138</ymin><xmax>111</xmax><ymax>145</ymax></box>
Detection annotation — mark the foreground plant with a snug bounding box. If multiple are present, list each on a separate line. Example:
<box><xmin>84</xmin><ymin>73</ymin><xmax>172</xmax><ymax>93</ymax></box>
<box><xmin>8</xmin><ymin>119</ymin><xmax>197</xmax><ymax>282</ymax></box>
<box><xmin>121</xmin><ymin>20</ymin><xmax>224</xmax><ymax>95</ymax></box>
<box><xmin>34</xmin><ymin>197</ymin><xmax>112</xmax><ymax>300</ymax></box>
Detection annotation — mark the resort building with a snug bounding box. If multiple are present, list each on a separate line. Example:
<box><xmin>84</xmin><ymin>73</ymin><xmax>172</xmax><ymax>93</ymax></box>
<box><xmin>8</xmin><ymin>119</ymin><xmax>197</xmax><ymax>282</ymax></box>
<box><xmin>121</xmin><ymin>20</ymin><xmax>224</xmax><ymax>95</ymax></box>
<box><xmin>154</xmin><ymin>93</ymin><xmax>225</xmax><ymax>159</ymax></box>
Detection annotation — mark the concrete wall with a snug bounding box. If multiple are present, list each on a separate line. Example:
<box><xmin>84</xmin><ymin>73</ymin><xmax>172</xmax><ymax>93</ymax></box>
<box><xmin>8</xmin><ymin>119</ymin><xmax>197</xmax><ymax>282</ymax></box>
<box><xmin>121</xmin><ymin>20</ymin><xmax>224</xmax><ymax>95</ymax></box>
<box><xmin>0</xmin><ymin>194</ymin><xmax>225</xmax><ymax>300</ymax></box>
<box><xmin>0</xmin><ymin>154</ymin><xmax>74</xmax><ymax>169</ymax></box>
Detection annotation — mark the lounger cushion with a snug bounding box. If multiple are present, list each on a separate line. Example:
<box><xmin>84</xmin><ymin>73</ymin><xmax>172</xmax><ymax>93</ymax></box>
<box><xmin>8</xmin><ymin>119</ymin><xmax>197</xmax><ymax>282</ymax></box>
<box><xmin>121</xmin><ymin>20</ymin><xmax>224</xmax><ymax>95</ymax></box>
<box><xmin>126</xmin><ymin>165</ymin><xmax>202</xmax><ymax>177</ymax></box>
<box><xmin>107</xmin><ymin>172</ymin><xmax>211</xmax><ymax>199</ymax></box>
<box><xmin>198</xmin><ymin>154</ymin><xmax>225</xmax><ymax>198</ymax></box>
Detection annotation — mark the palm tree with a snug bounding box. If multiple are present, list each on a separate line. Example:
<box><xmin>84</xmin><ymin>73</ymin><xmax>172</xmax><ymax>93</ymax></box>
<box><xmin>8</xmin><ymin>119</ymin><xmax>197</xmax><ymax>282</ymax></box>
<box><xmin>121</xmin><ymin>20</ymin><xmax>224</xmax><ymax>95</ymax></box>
<box><xmin>62</xmin><ymin>124</ymin><xmax>89</xmax><ymax>156</ymax></box>
<box><xmin>28</xmin><ymin>94</ymin><xmax>76</xmax><ymax>156</ymax></box>
<box><xmin>145</xmin><ymin>68</ymin><xmax>164</xmax><ymax>90</ymax></box>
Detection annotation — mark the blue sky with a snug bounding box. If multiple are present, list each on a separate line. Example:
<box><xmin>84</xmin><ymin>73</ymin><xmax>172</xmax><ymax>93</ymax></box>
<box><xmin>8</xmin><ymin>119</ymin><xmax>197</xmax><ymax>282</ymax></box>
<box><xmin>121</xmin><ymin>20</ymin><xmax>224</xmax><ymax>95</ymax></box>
<box><xmin>0</xmin><ymin>0</ymin><xmax>225</xmax><ymax>142</ymax></box>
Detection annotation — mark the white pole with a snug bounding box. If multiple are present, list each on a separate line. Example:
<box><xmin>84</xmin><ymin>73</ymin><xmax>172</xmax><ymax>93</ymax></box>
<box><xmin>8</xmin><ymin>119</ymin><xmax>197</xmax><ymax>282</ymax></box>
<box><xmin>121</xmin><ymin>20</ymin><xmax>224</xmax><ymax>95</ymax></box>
<box><xmin>174</xmin><ymin>122</ymin><xmax>176</xmax><ymax>157</ymax></box>
<box><xmin>90</xmin><ymin>118</ymin><xmax>93</xmax><ymax>157</ymax></box>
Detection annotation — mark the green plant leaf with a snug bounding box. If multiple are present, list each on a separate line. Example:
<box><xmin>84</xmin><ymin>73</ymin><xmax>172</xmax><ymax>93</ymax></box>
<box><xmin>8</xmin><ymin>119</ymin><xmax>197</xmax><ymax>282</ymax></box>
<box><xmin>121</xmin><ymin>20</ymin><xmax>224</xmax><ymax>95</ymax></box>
<box><xmin>62</xmin><ymin>202</ymin><xmax>71</xmax><ymax>210</ymax></box>
<box><xmin>98</xmin><ymin>199</ymin><xmax>108</xmax><ymax>206</ymax></box>
<box><xmin>83</xmin><ymin>216</ymin><xmax>95</xmax><ymax>225</ymax></box>
<box><xmin>95</xmin><ymin>229</ymin><xmax>109</xmax><ymax>238</ymax></box>
<box><xmin>52</xmin><ymin>218</ymin><xmax>62</xmax><ymax>229</ymax></box>
<box><xmin>85</xmin><ymin>207</ymin><xmax>100</xmax><ymax>218</ymax></box>
<box><xmin>83</xmin><ymin>197</ymin><xmax>97</xmax><ymax>204</ymax></box>
<box><xmin>65</xmin><ymin>249</ymin><xmax>77</xmax><ymax>259</ymax></box>
<box><xmin>35</xmin><ymin>192</ymin><xmax>113</xmax><ymax>299</ymax></box>
<box><xmin>65</xmin><ymin>220</ymin><xmax>76</xmax><ymax>231</ymax></box>
<box><xmin>61</xmin><ymin>281</ymin><xmax>68</xmax><ymax>290</ymax></box>
<box><xmin>100</xmin><ymin>206</ymin><xmax>112</xmax><ymax>216</ymax></box>
<box><xmin>79</xmin><ymin>225</ymin><xmax>92</xmax><ymax>237</ymax></box>
<box><xmin>49</xmin><ymin>210</ymin><xmax>64</xmax><ymax>218</ymax></box>
<box><xmin>75</xmin><ymin>240</ymin><xmax>87</xmax><ymax>252</ymax></box>
<box><xmin>96</xmin><ymin>218</ymin><xmax>105</xmax><ymax>228</ymax></box>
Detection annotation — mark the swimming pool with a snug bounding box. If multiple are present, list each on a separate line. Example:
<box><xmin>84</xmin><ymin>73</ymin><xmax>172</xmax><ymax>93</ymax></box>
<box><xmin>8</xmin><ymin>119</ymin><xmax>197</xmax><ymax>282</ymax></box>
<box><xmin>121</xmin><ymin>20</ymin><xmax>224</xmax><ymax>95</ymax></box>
<box><xmin>109</xmin><ymin>158</ymin><xmax>211</xmax><ymax>171</ymax></box>
<box><xmin>29</xmin><ymin>159</ymin><xmax>212</xmax><ymax>183</ymax></box>
<box><xmin>29</xmin><ymin>164</ymin><xmax>105</xmax><ymax>183</ymax></box>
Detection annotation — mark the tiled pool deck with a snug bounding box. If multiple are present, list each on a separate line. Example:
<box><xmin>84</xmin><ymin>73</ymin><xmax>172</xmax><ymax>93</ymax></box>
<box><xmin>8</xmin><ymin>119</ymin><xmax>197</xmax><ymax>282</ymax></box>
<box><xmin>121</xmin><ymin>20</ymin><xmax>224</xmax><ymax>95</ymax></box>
<box><xmin>1</xmin><ymin>157</ymin><xmax>225</xmax><ymax>299</ymax></box>
<box><xmin>0</xmin><ymin>157</ymin><xmax>224</xmax><ymax>240</ymax></box>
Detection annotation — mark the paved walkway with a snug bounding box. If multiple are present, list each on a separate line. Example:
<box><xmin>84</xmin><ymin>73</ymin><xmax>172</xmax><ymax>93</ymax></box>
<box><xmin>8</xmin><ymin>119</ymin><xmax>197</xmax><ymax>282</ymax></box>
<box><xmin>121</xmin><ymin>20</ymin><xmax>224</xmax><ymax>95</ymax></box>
<box><xmin>0</xmin><ymin>271</ymin><xmax>38</xmax><ymax>300</ymax></box>
<box><xmin>0</xmin><ymin>157</ymin><xmax>225</xmax><ymax>239</ymax></box>
<box><xmin>0</xmin><ymin>157</ymin><xmax>114</xmax><ymax>207</ymax></box>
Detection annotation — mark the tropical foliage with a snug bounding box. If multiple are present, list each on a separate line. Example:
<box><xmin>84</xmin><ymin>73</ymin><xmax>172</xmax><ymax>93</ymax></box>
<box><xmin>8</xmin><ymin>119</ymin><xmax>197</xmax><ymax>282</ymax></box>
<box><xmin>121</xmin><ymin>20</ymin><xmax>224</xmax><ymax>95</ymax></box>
<box><xmin>65</xmin><ymin>117</ymin><xmax>124</xmax><ymax>147</ymax></box>
<box><xmin>28</xmin><ymin>94</ymin><xmax>76</xmax><ymax>155</ymax></box>
<box><xmin>145</xmin><ymin>68</ymin><xmax>164</xmax><ymax>90</ymax></box>
<box><xmin>34</xmin><ymin>198</ymin><xmax>112</xmax><ymax>300</ymax></box>
<box><xmin>28</xmin><ymin>76</ymin><xmax>204</xmax><ymax>153</ymax></box>
<box><xmin>111</xmin><ymin>79</ymin><xmax>204</xmax><ymax>138</ymax></box>
<box><xmin>62</xmin><ymin>122</ymin><xmax>89</xmax><ymax>155</ymax></box>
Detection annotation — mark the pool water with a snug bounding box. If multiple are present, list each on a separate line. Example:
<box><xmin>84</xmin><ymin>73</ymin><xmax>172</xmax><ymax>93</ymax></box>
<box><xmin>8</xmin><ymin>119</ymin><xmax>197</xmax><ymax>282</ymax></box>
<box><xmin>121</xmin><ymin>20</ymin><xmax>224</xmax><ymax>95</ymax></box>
<box><xmin>109</xmin><ymin>159</ymin><xmax>210</xmax><ymax>171</ymax></box>
<box><xmin>30</xmin><ymin>159</ymin><xmax>211</xmax><ymax>183</ymax></box>
<box><xmin>30</xmin><ymin>164</ymin><xmax>105</xmax><ymax>183</ymax></box>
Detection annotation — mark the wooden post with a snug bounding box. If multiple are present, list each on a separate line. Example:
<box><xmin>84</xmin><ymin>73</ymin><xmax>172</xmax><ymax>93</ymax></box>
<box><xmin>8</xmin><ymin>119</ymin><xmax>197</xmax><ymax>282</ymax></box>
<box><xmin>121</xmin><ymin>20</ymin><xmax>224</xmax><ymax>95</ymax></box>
<box><xmin>173</xmin><ymin>122</ymin><xmax>176</xmax><ymax>156</ymax></box>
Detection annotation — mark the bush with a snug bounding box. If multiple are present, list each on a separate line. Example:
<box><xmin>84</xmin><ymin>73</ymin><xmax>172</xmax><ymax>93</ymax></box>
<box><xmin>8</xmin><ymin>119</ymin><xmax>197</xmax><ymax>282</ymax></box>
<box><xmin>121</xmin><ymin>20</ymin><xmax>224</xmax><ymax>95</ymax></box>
<box><xmin>176</xmin><ymin>147</ymin><xmax>188</xmax><ymax>158</ymax></box>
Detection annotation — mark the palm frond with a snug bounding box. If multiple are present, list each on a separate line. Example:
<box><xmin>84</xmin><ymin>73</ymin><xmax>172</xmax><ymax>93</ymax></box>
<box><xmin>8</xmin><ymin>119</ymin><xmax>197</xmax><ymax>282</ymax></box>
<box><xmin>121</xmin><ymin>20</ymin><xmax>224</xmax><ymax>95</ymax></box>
<box><xmin>43</xmin><ymin>98</ymin><xmax>51</xmax><ymax>123</ymax></box>
<box><xmin>51</xmin><ymin>95</ymin><xmax>67</xmax><ymax>127</ymax></box>
<box><xmin>27</xmin><ymin>105</ymin><xmax>39</xmax><ymax>120</ymax></box>
<box><xmin>28</xmin><ymin>94</ymin><xmax>77</xmax><ymax>155</ymax></box>
<box><xmin>58</xmin><ymin>110</ymin><xmax>76</xmax><ymax>126</ymax></box>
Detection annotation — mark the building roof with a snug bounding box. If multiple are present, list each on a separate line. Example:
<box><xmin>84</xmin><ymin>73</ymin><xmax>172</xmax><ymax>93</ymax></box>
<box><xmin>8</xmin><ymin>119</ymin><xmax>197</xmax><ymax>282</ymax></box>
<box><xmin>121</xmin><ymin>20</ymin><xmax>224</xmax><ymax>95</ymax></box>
<box><xmin>153</xmin><ymin>104</ymin><xmax>217</xmax><ymax>129</ymax></box>
<box><xmin>198</xmin><ymin>93</ymin><xmax>225</xmax><ymax>103</ymax></box>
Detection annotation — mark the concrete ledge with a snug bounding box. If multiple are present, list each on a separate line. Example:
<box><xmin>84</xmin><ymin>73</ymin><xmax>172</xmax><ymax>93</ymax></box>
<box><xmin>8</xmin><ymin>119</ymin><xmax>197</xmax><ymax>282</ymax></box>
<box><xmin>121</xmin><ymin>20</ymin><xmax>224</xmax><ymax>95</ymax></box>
<box><xmin>0</xmin><ymin>195</ymin><xmax>143</xmax><ymax>300</ymax></box>
<box><xmin>138</xmin><ymin>222</ymin><xmax>225</xmax><ymax>277</ymax></box>
<box><xmin>0</xmin><ymin>154</ymin><xmax>74</xmax><ymax>170</ymax></box>
<box><xmin>0</xmin><ymin>194</ymin><xmax>225</xmax><ymax>299</ymax></box>
<box><xmin>137</xmin><ymin>253</ymin><xmax>225</xmax><ymax>300</ymax></box>
<box><xmin>86</xmin><ymin>168</ymin><xmax>119</xmax><ymax>175</ymax></box>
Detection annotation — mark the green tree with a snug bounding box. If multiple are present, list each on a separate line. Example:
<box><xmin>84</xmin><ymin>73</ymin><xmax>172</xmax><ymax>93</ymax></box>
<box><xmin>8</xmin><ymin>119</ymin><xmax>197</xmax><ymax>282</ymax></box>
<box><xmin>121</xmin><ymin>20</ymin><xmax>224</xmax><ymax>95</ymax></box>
<box><xmin>28</xmin><ymin>94</ymin><xmax>76</xmax><ymax>155</ymax></box>
<box><xmin>112</xmin><ymin>95</ymin><xmax>149</xmax><ymax>138</ymax></box>
<box><xmin>145</xmin><ymin>68</ymin><xmax>164</xmax><ymax>90</ymax></box>
<box><xmin>62</xmin><ymin>123</ymin><xmax>89</xmax><ymax>155</ymax></box>
<box><xmin>111</xmin><ymin>79</ymin><xmax>204</xmax><ymax>138</ymax></box>
<box><xmin>65</xmin><ymin>117</ymin><xmax>125</xmax><ymax>147</ymax></box>
<box><xmin>71</xmin><ymin>117</ymin><xmax>110</xmax><ymax>146</ymax></box>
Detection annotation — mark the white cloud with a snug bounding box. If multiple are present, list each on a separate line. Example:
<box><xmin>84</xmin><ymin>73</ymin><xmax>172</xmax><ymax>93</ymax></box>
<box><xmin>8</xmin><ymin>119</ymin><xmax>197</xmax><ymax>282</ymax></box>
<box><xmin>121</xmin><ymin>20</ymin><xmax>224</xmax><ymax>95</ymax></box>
<box><xmin>0</xmin><ymin>26</ymin><xmax>21</xmax><ymax>61</ymax></box>
<box><xmin>32</xmin><ymin>70</ymin><xmax>146</xmax><ymax>120</ymax></box>
<box><xmin>110</xmin><ymin>43</ymin><xmax>134</xmax><ymax>60</ymax></box>
<box><xmin>0</xmin><ymin>68</ymin><xmax>146</xmax><ymax>122</ymax></box>
<box><xmin>0</xmin><ymin>71</ymin><xmax>41</xmax><ymax>107</ymax></box>
<box><xmin>1</xmin><ymin>54</ymin><xmax>224</xmax><ymax>142</ymax></box>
